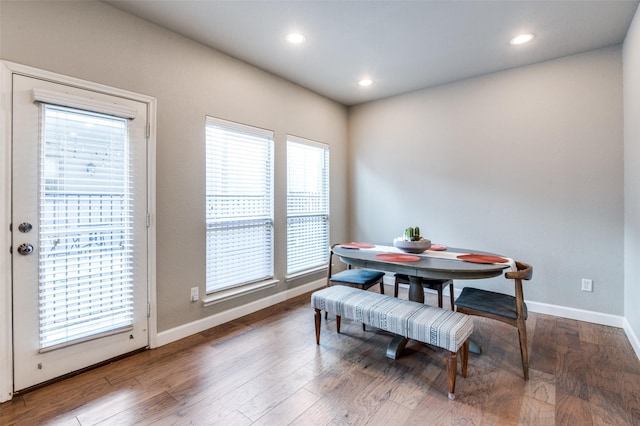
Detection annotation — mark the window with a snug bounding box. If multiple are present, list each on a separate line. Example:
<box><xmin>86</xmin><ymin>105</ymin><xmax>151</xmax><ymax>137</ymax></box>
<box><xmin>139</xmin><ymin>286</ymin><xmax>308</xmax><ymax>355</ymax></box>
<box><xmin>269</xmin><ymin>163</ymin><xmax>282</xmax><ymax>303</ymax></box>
<box><xmin>39</xmin><ymin>104</ymin><xmax>134</xmax><ymax>349</ymax></box>
<box><xmin>205</xmin><ymin>117</ymin><xmax>274</xmax><ymax>293</ymax></box>
<box><xmin>287</xmin><ymin>136</ymin><xmax>329</xmax><ymax>274</ymax></box>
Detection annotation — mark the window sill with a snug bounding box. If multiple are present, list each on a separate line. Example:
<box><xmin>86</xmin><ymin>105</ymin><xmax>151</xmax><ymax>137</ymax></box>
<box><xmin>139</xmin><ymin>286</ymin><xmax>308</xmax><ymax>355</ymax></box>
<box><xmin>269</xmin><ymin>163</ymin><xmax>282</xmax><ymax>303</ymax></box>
<box><xmin>202</xmin><ymin>279</ymin><xmax>279</xmax><ymax>307</ymax></box>
<box><xmin>285</xmin><ymin>265</ymin><xmax>327</xmax><ymax>281</ymax></box>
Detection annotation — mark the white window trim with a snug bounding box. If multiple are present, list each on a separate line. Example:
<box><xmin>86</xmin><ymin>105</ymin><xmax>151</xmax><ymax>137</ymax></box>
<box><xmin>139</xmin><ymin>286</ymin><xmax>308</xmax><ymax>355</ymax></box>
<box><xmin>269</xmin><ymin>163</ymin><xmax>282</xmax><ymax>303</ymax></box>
<box><xmin>0</xmin><ymin>61</ymin><xmax>157</xmax><ymax>402</ymax></box>
<box><xmin>287</xmin><ymin>134</ymin><xmax>327</xmax><ymax>150</ymax></box>
<box><xmin>286</xmin><ymin>135</ymin><xmax>330</xmax><ymax>275</ymax></box>
<box><xmin>285</xmin><ymin>265</ymin><xmax>327</xmax><ymax>281</ymax></box>
<box><xmin>205</xmin><ymin>116</ymin><xmax>275</xmax><ymax>293</ymax></box>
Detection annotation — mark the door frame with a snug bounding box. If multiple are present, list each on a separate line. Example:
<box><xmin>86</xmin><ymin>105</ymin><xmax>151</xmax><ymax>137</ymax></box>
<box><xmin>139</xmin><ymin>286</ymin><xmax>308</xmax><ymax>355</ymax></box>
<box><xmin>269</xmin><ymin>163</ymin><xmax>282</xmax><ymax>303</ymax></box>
<box><xmin>0</xmin><ymin>61</ymin><xmax>157</xmax><ymax>402</ymax></box>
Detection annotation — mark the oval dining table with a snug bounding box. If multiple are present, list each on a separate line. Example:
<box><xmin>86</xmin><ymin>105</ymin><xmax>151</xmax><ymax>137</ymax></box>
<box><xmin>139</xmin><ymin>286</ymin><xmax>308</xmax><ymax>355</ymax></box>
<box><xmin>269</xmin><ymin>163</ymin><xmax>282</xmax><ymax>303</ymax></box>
<box><xmin>331</xmin><ymin>243</ymin><xmax>510</xmax><ymax>358</ymax></box>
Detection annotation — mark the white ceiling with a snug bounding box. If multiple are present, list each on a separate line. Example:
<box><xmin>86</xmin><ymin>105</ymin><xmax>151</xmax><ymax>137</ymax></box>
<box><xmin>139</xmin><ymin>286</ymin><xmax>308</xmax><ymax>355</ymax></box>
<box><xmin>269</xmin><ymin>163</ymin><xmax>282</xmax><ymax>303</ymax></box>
<box><xmin>103</xmin><ymin>0</ymin><xmax>639</xmax><ymax>106</ymax></box>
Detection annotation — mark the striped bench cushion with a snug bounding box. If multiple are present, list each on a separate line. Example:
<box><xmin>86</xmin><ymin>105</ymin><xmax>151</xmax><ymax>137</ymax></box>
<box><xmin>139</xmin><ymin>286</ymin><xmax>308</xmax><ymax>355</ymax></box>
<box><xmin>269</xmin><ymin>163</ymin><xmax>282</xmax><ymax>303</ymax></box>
<box><xmin>311</xmin><ymin>285</ymin><xmax>473</xmax><ymax>352</ymax></box>
<box><xmin>406</xmin><ymin>306</ymin><xmax>474</xmax><ymax>353</ymax></box>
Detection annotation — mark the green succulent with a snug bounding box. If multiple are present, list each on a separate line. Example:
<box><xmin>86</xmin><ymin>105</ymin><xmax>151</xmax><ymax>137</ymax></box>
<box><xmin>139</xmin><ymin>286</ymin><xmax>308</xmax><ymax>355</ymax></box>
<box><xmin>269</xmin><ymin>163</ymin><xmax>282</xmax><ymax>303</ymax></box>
<box><xmin>404</xmin><ymin>226</ymin><xmax>421</xmax><ymax>241</ymax></box>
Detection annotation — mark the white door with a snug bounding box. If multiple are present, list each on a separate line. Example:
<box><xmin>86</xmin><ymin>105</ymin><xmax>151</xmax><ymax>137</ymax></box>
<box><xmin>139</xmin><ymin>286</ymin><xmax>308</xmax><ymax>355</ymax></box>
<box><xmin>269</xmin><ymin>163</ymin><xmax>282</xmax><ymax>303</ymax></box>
<box><xmin>12</xmin><ymin>75</ymin><xmax>149</xmax><ymax>391</ymax></box>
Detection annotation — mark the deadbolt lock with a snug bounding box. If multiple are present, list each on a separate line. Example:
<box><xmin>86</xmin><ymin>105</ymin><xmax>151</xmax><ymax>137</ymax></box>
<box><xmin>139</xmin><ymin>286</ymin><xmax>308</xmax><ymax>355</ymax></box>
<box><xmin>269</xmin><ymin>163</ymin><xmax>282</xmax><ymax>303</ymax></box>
<box><xmin>18</xmin><ymin>222</ymin><xmax>33</xmax><ymax>233</ymax></box>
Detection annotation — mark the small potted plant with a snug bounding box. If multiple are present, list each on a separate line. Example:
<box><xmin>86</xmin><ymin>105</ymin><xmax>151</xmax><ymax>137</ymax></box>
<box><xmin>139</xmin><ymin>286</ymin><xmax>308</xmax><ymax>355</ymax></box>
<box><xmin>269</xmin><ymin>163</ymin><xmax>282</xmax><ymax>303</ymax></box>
<box><xmin>393</xmin><ymin>226</ymin><xmax>431</xmax><ymax>253</ymax></box>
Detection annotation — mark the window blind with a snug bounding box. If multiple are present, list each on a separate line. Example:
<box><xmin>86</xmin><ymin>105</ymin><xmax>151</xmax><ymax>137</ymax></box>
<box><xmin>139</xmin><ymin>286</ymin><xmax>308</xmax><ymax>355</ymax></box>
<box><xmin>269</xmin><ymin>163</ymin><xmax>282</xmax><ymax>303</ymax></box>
<box><xmin>286</xmin><ymin>136</ymin><xmax>329</xmax><ymax>274</ymax></box>
<box><xmin>32</xmin><ymin>87</ymin><xmax>138</xmax><ymax>119</ymax></box>
<box><xmin>39</xmin><ymin>104</ymin><xmax>134</xmax><ymax>351</ymax></box>
<box><xmin>205</xmin><ymin>117</ymin><xmax>274</xmax><ymax>292</ymax></box>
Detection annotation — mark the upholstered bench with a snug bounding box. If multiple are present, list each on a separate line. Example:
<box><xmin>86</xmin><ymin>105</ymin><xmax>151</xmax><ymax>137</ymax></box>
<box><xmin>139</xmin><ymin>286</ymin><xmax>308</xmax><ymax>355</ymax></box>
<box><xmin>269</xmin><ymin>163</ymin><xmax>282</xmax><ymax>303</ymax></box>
<box><xmin>311</xmin><ymin>285</ymin><xmax>474</xmax><ymax>399</ymax></box>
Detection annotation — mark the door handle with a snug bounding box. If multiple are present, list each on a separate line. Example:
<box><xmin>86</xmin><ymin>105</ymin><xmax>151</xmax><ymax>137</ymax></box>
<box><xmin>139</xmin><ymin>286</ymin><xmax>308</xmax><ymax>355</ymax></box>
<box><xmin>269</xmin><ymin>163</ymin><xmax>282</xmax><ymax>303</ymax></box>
<box><xmin>17</xmin><ymin>243</ymin><xmax>34</xmax><ymax>255</ymax></box>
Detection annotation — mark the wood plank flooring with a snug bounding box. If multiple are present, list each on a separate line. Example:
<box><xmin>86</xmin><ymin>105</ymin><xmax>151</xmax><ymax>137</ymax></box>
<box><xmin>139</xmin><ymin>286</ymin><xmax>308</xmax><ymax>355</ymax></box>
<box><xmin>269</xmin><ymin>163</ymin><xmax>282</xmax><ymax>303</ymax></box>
<box><xmin>2</xmin><ymin>285</ymin><xmax>640</xmax><ymax>425</ymax></box>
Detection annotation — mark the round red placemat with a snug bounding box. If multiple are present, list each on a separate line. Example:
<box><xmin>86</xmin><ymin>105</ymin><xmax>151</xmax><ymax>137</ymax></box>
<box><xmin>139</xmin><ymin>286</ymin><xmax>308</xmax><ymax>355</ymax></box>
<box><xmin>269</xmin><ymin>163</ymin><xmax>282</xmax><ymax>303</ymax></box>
<box><xmin>428</xmin><ymin>244</ymin><xmax>447</xmax><ymax>251</ymax></box>
<box><xmin>457</xmin><ymin>254</ymin><xmax>508</xmax><ymax>264</ymax></box>
<box><xmin>339</xmin><ymin>242</ymin><xmax>375</xmax><ymax>249</ymax></box>
<box><xmin>375</xmin><ymin>253</ymin><xmax>421</xmax><ymax>262</ymax></box>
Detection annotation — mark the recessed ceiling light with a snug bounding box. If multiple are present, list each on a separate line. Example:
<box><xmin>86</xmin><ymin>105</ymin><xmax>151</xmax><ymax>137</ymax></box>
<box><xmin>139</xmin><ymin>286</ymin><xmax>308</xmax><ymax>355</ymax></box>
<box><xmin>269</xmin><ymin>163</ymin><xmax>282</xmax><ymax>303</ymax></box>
<box><xmin>285</xmin><ymin>33</ymin><xmax>306</xmax><ymax>44</ymax></box>
<box><xmin>358</xmin><ymin>79</ymin><xmax>373</xmax><ymax>87</ymax></box>
<box><xmin>510</xmin><ymin>33</ymin><xmax>535</xmax><ymax>45</ymax></box>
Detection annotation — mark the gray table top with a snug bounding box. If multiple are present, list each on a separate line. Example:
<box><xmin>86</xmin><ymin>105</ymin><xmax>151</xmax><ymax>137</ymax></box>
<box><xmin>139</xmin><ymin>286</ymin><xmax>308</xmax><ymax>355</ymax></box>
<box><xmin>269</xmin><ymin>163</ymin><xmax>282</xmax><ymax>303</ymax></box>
<box><xmin>332</xmin><ymin>244</ymin><xmax>508</xmax><ymax>281</ymax></box>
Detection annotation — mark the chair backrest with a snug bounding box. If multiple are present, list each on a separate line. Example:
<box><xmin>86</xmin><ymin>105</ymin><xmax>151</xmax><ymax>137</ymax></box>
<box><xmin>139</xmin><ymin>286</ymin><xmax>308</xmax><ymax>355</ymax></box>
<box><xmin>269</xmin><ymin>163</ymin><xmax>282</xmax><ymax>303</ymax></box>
<box><xmin>505</xmin><ymin>261</ymin><xmax>533</xmax><ymax>281</ymax></box>
<box><xmin>327</xmin><ymin>244</ymin><xmax>337</xmax><ymax>283</ymax></box>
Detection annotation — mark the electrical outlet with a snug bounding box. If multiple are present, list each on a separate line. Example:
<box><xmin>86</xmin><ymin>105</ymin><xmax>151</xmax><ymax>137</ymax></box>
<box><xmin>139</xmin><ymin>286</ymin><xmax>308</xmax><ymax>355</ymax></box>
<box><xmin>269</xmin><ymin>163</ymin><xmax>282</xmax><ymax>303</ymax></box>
<box><xmin>581</xmin><ymin>278</ymin><xmax>593</xmax><ymax>292</ymax></box>
<box><xmin>190</xmin><ymin>287</ymin><xmax>199</xmax><ymax>302</ymax></box>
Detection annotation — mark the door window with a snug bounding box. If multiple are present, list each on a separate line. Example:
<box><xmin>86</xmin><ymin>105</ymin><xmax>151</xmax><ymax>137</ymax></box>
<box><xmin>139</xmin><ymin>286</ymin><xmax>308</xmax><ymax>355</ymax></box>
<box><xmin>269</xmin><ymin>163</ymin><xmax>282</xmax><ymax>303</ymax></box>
<box><xmin>39</xmin><ymin>104</ymin><xmax>134</xmax><ymax>350</ymax></box>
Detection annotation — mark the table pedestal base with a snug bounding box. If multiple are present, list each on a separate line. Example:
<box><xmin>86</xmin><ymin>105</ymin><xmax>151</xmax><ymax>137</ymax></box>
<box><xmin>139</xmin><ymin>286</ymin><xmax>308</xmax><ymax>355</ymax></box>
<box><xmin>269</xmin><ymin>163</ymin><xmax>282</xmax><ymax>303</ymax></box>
<box><xmin>387</xmin><ymin>336</ymin><xmax>481</xmax><ymax>359</ymax></box>
<box><xmin>408</xmin><ymin>276</ymin><xmax>424</xmax><ymax>304</ymax></box>
<box><xmin>386</xmin><ymin>335</ymin><xmax>408</xmax><ymax>359</ymax></box>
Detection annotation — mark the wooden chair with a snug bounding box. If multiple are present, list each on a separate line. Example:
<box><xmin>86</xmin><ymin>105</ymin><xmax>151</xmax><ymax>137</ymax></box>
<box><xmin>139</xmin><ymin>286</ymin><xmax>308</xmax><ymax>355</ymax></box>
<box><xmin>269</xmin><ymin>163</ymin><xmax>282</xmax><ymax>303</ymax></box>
<box><xmin>326</xmin><ymin>244</ymin><xmax>386</xmax><ymax>329</ymax></box>
<box><xmin>394</xmin><ymin>274</ymin><xmax>454</xmax><ymax>310</ymax></box>
<box><xmin>454</xmin><ymin>261</ymin><xmax>533</xmax><ymax>379</ymax></box>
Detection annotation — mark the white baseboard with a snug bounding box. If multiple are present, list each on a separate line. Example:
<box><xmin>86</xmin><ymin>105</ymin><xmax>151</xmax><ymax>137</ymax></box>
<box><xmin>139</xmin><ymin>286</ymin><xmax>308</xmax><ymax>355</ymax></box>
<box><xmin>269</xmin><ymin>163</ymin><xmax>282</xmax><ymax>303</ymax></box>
<box><xmin>623</xmin><ymin>318</ymin><xmax>640</xmax><ymax>360</ymax></box>
<box><xmin>389</xmin><ymin>279</ymin><xmax>627</xmax><ymax>328</ymax></box>
<box><xmin>525</xmin><ymin>301</ymin><xmax>625</xmax><ymax>328</ymax></box>
<box><xmin>156</xmin><ymin>279</ymin><xmax>326</xmax><ymax>347</ymax></box>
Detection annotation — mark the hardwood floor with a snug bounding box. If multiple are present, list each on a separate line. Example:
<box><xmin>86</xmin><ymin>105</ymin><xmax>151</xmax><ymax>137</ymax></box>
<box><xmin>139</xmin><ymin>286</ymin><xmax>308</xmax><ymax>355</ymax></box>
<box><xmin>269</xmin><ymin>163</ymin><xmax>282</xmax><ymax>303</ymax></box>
<box><xmin>2</xmin><ymin>285</ymin><xmax>640</xmax><ymax>425</ymax></box>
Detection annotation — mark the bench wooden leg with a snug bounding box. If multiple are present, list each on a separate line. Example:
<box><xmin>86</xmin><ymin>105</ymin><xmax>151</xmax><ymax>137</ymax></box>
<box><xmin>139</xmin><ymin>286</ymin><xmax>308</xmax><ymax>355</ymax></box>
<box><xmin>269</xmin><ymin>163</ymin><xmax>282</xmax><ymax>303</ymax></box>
<box><xmin>336</xmin><ymin>315</ymin><xmax>341</xmax><ymax>333</ymax></box>
<box><xmin>461</xmin><ymin>339</ymin><xmax>469</xmax><ymax>378</ymax></box>
<box><xmin>446</xmin><ymin>350</ymin><xmax>458</xmax><ymax>400</ymax></box>
<box><xmin>314</xmin><ymin>309</ymin><xmax>321</xmax><ymax>345</ymax></box>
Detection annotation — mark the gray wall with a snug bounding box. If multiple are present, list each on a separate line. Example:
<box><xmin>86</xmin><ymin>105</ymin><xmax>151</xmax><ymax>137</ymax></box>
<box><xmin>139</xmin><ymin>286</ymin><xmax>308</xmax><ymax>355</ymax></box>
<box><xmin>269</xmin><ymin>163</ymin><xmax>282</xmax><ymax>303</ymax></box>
<box><xmin>349</xmin><ymin>46</ymin><xmax>624</xmax><ymax>315</ymax></box>
<box><xmin>624</xmin><ymin>7</ymin><xmax>640</xmax><ymax>346</ymax></box>
<box><xmin>0</xmin><ymin>0</ymin><xmax>349</xmax><ymax>332</ymax></box>
<box><xmin>1</xmin><ymin>0</ymin><xmax>637</xmax><ymax>344</ymax></box>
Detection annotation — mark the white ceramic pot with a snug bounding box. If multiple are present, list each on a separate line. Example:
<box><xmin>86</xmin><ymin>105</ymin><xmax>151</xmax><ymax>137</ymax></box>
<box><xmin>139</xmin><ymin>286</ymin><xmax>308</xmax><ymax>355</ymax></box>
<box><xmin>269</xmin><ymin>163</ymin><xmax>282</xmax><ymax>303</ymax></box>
<box><xmin>393</xmin><ymin>239</ymin><xmax>432</xmax><ymax>253</ymax></box>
